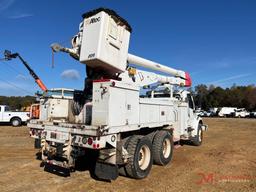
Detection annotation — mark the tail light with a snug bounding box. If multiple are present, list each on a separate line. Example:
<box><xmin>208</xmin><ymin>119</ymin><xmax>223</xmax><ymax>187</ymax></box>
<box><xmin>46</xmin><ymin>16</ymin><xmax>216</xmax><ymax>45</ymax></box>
<box><xmin>111</xmin><ymin>81</ymin><xmax>116</xmax><ymax>87</ymax></box>
<box><xmin>93</xmin><ymin>144</ymin><xmax>100</xmax><ymax>149</ymax></box>
<box><xmin>31</xmin><ymin>129</ymin><xmax>35</xmax><ymax>135</ymax></box>
<box><xmin>87</xmin><ymin>137</ymin><xmax>93</xmax><ymax>145</ymax></box>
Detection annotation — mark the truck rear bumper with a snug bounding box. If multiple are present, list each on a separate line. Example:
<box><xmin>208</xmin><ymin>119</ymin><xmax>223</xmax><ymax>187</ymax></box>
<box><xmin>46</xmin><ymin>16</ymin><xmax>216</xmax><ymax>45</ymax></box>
<box><xmin>28</xmin><ymin>122</ymin><xmax>100</xmax><ymax>136</ymax></box>
<box><xmin>28</xmin><ymin>122</ymin><xmax>117</xmax><ymax>149</ymax></box>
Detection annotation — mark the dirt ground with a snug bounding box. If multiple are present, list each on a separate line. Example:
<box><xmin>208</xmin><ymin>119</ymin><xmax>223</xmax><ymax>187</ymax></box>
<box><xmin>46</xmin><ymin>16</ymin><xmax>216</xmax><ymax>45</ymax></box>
<box><xmin>0</xmin><ymin>118</ymin><xmax>255</xmax><ymax>192</ymax></box>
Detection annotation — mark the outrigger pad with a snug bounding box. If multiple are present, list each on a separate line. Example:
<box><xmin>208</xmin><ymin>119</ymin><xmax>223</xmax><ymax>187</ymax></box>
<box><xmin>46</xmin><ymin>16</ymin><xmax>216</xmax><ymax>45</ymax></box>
<box><xmin>94</xmin><ymin>162</ymin><xmax>118</xmax><ymax>180</ymax></box>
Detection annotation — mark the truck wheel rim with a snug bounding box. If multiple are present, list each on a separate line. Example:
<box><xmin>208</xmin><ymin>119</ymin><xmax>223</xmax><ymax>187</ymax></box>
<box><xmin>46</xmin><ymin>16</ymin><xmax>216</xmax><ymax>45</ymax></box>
<box><xmin>13</xmin><ymin>120</ymin><xmax>19</xmax><ymax>126</ymax></box>
<box><xmin>198</xmin><ymin>129</ymin><xmax>202</xmax><ymax>142</ymax></box>
<box><xmin>163</xmin><ymin>138</ymin><xmax>171</xmax><ymax>158</ymax></box>
<box><xmin>138</xmin><ymin>145</ymin><xmax>150</xmax><ymax>170</ymax></box>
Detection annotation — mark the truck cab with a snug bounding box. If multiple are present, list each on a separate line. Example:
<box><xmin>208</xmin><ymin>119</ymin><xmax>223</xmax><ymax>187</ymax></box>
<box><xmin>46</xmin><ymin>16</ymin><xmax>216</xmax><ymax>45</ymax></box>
<box><xmin>0</xmin><ymin>105</ymin><xmax>30</xmax><ymax>126</ymax></box>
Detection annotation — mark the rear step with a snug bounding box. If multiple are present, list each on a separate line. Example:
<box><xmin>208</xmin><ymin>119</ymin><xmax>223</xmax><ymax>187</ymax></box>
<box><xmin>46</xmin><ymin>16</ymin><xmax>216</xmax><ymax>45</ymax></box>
<box><xmin>45</xmin><ymin>159</ymin><xmax>70</xmax><ymax>168</ymax></box>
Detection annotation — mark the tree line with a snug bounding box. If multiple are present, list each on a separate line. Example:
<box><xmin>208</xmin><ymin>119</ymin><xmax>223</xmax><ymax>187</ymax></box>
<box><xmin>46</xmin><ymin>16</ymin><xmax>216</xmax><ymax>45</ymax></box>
<box><xmin>192</xmin><ymin>84</ymin><xmax>256</xmax><ymax>111</ymax></box>
<box><xmin>0</xmin><ymin>96</ymin><xmax>36</xmax><ymax>110</ymax></box>
<box><xmin>0</xmin><ymin>84</ymin><xmax>255</xmax><ymax>111</ymax></box>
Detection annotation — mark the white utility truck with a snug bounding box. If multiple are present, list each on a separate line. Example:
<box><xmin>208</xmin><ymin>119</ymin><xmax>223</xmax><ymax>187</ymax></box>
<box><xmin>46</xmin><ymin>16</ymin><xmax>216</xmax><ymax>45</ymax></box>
<box><xmin>28</xmin><ymin>8</ymin><xmax>207</xmax><ymax>180</ymax></box>
<box><xmin>218</xmin><ymin>107</ymin><xmax>237</xmax><ymax>117</ymax></box>
<box><xmin>0</xmin><ymin>105</ymin><xmax>29</xmax><ymax>126</ymax></box>
<box><xmin>233</xmin><ymin>108</ymin><xmax>250</xmax><ymax>118</ymax></box>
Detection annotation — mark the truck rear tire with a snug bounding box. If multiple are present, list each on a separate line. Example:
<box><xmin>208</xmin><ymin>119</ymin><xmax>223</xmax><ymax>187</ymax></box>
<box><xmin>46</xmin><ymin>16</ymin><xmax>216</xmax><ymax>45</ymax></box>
<box><xmin>192</xmin><ymin>124</ymin><xmax>203</xmax><ymax>146</ymax></box>
<box><xmin>118</xmin><ymin>136</ymin><xmax>132</xmax><ymax>176</ymax></box>
<box><xmin>125</xmin><ymin>135</ymin><xmax>153</xmax><ymax>179</ymax></box>
<box><xmin>11</xmin><ymin>117</ymin><xmax>22</xmax><ymax>127</ymax></box>
<box><xmin>152</xmin><ymin>130</ymin><xmax>173</xmax><ymax>166</ymax></box>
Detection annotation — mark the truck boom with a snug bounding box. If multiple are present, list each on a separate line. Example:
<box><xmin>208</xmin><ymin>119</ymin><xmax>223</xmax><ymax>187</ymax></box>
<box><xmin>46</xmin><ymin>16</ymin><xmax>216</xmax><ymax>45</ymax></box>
<box><xmin>4</xmin><ymin>50</ymin><xmax>47</xmax><ymax>92</ymax></box>
<box><xmin>127</xmin><ymin>53</ymin><xmax>191</xmax><ymax>86</ymax></box>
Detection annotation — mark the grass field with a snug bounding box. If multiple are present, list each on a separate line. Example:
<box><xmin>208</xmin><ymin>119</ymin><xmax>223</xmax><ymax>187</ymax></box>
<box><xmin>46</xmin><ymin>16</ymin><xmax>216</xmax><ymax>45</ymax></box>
<box><xmin>0</xmin><ymin>118</ymin><xmax>255</xmax><ymax>192</ymax></box>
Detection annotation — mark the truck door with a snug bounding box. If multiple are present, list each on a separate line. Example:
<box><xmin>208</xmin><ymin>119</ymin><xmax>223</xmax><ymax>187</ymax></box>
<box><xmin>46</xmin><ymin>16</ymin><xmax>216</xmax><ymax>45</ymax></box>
<box><xmin>187</xmin><ymin>93</ymin><xmax>195</xmax><ymax>125</ymax></box>
<box><xmin>0</xmin><ymin>106</ymin><xmax>2</xmax><ymax>121</ymax></box>
<box><xmin>2</xmin><ymin>106</ymin><xmax>11</xmax><ymax>122</ymax></box>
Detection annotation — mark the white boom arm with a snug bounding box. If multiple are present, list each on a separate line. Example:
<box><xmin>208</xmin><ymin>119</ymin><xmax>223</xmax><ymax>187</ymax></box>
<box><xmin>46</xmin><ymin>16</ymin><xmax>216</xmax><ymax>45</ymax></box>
<box><xmin>128</xmin><ymin>54</ymin><xmax>185</xmax><ymax>79</ymax></box>
<box><xmin>127</xmin><ymin>54</ymin><xmax>191</xmax><ymax>87</ymax></box>
<box><xmin>120</xmin><ymin>69</ymin><xmax>189</xmax><ymax>87</ymax></box>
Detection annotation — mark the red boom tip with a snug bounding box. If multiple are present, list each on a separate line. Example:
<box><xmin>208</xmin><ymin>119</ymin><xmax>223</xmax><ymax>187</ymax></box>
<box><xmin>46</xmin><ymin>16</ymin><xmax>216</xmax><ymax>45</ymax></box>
<box><xmin>185</xmin><ymin>72</ymin><xmax>192</xmax><ymax>87</ymax></box>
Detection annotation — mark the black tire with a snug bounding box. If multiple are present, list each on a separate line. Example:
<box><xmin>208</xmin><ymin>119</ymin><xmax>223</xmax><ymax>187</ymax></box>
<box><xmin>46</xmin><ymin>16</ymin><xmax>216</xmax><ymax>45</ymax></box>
<box><xmin>152</xmin><ymin>130</ymin><xmax>173</xmax><ymax>166</ymax></box>
<box><xmin>125</xmin><ymin>135</ymin><xmax>153</xmax><ymax>179</ymax></box>
<box><xmin>11</xmin><ymin>117</ymin><xmax>22</xmax><ymax>127</ymax></box>
<box><xmin>146</xmin><ymin>131</ymin><xmax>158</xmax><ymax>143</ymax></box>
<box><xmin>118</xmin><ymin>136</ymin><xmax>132</xmax><ymax>176</ymax></box>
<box><xmin>192</xmin><ymin>124</ymin><xmax>203</xmax><ymax>146</ymax></box>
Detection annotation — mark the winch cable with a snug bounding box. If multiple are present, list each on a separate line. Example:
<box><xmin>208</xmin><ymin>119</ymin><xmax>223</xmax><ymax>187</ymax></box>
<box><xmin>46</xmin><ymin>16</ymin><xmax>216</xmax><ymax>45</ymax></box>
<box><xmin>50</xmin><ymin>37</ymin><xmax>76</xmax><ymax>68</ymax></box>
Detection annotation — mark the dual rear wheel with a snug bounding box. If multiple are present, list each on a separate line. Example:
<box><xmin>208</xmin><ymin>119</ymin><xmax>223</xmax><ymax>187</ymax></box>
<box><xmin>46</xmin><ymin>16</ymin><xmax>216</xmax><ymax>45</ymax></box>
<box><xmin>122</xmin><ymin>130</ymin><xmax>173</xmax><ymax>179</ymax></box>
<box><xmin>152</xmin><ymin>131</ymin><xmax>173</xmax><ymax>165</ymax></box>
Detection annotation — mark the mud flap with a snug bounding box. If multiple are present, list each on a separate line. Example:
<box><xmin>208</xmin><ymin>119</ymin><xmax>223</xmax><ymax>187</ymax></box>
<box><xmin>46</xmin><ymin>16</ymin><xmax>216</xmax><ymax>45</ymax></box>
<box><xmin>94</xmin><ymin>162</ymin><xmax>118</xmax><ymax>180</ymax></box>
<box><xmin>34</xmin><ymin>138</ymin><xmax>41</xmax><ymax>149</ymax></box>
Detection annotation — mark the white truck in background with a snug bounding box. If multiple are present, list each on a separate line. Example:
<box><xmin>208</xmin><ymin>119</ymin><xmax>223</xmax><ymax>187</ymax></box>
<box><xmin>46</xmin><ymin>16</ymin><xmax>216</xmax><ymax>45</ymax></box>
<box><xmin>233</xmin><ymin>108</ymin><xmax>250</xmax><ymax>118</ymax></box>
<box><xmin>218</xmin><ymin>107</ymin><xmax>237</xmax><ymax>117</ymax></box>
<box><xmin>28</xmin><ymin>8</ymin><xmax>207</xmax><ymax>180</ymax></box>
<box><xmin>250</xmin><ymin>112</ymin><xmax>256</xmax><ymax>118</ymax></box>
<box><xmin>0</xmin><ymin>105</ymin><xmax>30</xmax><ymax>126</ymax></box>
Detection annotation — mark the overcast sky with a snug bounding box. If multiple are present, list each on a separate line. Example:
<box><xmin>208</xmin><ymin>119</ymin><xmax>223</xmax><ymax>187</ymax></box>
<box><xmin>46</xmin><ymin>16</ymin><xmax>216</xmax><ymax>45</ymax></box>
<box><xmin>0</xmin><ymin>0</ymin><xmax>255</xmax><ymax>96</ymax></box>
